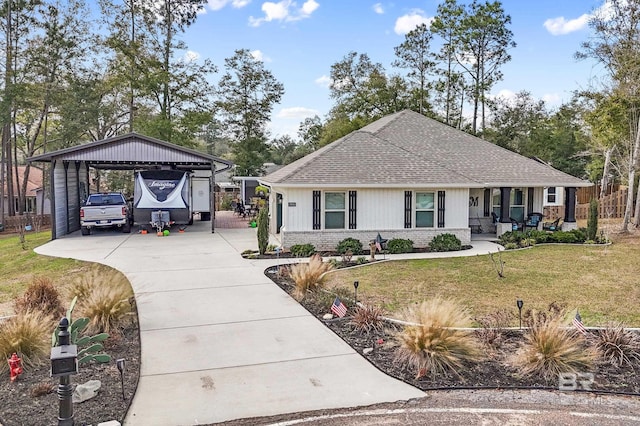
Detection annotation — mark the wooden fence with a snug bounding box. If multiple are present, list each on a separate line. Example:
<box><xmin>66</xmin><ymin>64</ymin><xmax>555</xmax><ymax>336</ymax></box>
<box><xmin>576</xmin><ymin>188</ymin><xmax>629</xmax><ymax>220</ymax></box>
<box><xmin>1</xmin><ymin>214</ymin><xmax>51</xmax><ymax>232</ymax></box>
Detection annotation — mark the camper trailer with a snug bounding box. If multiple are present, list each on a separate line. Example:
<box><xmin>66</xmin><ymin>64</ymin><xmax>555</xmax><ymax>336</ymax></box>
<box><xmin>133</xmin><ymin>170</ymin><xmax>193</xmax><ymax>227</ymax></box>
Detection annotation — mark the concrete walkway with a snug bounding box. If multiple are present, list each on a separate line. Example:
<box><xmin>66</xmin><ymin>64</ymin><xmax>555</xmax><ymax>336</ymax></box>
<box><xmin>35</xmin><ymin>224</ymin><xmax>502</xmax><ymax>425</ymax></box>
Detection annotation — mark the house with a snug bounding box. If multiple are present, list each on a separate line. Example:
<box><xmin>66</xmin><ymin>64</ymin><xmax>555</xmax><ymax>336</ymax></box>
<box><xmin>1</xmin><ymin>165</ymin><xmax>50</xmax><ymax>215</ymax></box>
<box><xmin>260</xmin><ymin>110</ymin><xmax>591</xmax><ymax>251</ymax></box>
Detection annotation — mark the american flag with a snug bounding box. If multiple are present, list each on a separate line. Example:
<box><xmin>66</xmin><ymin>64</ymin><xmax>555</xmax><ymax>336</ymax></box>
<box><xmin>331</xmin><ymin>297</ymin><xmax>348</xmax><ymax>318</ymax></box>
<box><xmin>573</xmin><ymin>310</ymin><xmax>587</xmax><ymax>335</ymax></box>
<box><xmin>375</xmin><ymin>240</ymin><xmax>382</xmax><ymax>252</ymax></box>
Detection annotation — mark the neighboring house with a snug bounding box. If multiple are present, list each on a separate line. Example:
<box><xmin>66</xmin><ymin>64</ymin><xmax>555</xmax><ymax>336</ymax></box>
<box><xmin>260</xmin><ymin>110</ymin><xmax>591</xmax><ymax>251</ymax></box>
<box><xmin>1</xmin><ymin>166</ymin><xmax>50</xmax><ymax>215</ymax></box>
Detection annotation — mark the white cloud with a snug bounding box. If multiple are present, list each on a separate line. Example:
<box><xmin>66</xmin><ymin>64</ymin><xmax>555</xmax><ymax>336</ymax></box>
<box><xmin>543</xmin><ymin>14</ymin><xmax>590</xmax><ymax>35</ymax></box>
<box><xmin>542</xmin><ymin>93</ymin><xmax>562</xmax><ymax>106</ymax></box>
<box><xmin>250</xmin><ymin>49</ymin><xmax>272</xmax><ymax>62</ymax></box>
<box><xmin>543</xmin><ymin>0</ymin><xmax>617</xmax><ymax>35</ymax></box>
<box><xmin>373</xmin><ymin>2</ymin><xmax>384</xmax><ymax>14</ymax></box>
<box><xmin>207</xmin><ymin>0</ymin><xmax>251</xmax><ymax>11</ymax></box>
<box><xmin>314</xmin><ymin>75</ymin><xmax>331</xmax><ymax>88</ymax></box>
<box><xmin>301</xmin><ymin>0</ymin><xmax>319</xmax><ymax>16</ymax></box>
<box><xmin>183</xmin><ymin>50</ymin><xmax>201</xmax><ymax>62</ymax></box>
<box><xmin>277</xmin><ymin>107</ymin><xmax>320</xmax><ymax>119</ymax></box>
<box><xmin>394</xmin><ymin>10</ymin><xmax>433</xmax><ymax>35</ymax></box>
<box><xmin>249</xmin><ymin>0</ymin><xmax>319</xmax><ymax>27</ymax></box>
<box><xmin>488</xmin><ymin>89</ymin><xmax>518</xmax><ymax>104</ymax></box>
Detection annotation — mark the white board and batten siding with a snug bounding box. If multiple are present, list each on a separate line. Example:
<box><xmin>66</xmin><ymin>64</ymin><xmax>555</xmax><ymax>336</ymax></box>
<box><xmin>277</xmin><ymin>187</ymin><xmax>471</xmax><ymax>250</ymax></box>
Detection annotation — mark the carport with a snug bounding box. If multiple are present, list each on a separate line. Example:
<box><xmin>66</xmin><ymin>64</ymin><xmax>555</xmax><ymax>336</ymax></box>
<box><xmin>28</xmin><ymin>133</ymin><xmax>233</xmax><ymax>239</ymax></box>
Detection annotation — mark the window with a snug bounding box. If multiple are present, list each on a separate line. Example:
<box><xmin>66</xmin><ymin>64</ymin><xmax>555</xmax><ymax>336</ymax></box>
<box><xmin>492</xmin><ymin>188</ymin><xmax>501</xmax><ymax>219</ymax></box>
<box><xmin>547</xmin><ymin>187</ymin><xmax>556</xmax><ymax>204</ymax></box>
<box><xmin>415</xmin><ymin>192</ymin><xmax>435</xmax><ymax>227</ymax></box>
<box><xmin>325</xmin><ymin>192</ymin><xmax>345</xmax><ymax>229</ymax></box>
<box><xmin>510</xmin><ymin>188</ymin><xmax>525</xmax><ymax>222</ymax></box>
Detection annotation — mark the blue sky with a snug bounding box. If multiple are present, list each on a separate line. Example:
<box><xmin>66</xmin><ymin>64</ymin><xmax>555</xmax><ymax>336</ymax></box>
<box><xmin>181</xmin><ymin>0</ymin><xmax>610</xmax><ymax>139</ymax></box>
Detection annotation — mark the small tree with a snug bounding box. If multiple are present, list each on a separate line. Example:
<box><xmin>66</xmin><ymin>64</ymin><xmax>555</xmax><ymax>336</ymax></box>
<box><xmin>257</xmin><ymin>208</ymin><xmax>269</xmax><ymax>255</ymax></box>
<box><xmin>587</xmin><ymin>198</ymin><xmax>598</xmax><ymax>241</ymax></box>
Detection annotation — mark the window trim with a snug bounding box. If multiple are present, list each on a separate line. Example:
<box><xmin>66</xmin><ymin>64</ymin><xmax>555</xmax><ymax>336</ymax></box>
<box><xmin>324</xmin><ymin>191</ymin><xmax>346</xmax><ymax>229</ymax></box>
<box><xmin>415</xmin><ymin>191</ymin><xmax>436</xmax><ymax>228</ymax></box>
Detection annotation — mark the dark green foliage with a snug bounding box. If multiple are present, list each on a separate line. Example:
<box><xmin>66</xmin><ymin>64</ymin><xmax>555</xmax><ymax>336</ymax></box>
<box><xmin>499</xmin><ymin>229</ymin><xmax>588</xmax><ymax>248</ymax></box>
<box><xmin>336</xmin><ymin>237</ymin><xmax>363</xmax><ymax>255</ymax></box>
<box><xmin>290</xmin><ymin>243</ymin><xmax>316</xmax><ymax>257</ymax></box>
<box><xmin>429</xmin><ymin>233</ymin><xmax>462</xmax><ymax>252</ymax></box>
<box><xmin>387</xmin><ymin>238</ymin><xmax>414</xmax><ymax>254</ymax></box>
<box><xmin>257</xmin><ymin>208</ymin><xmax>269</xmax><ymax>255</ymax></box>
<box><xmin>587</xmin><ymin>199</ymin><xmax>599</xmax><ymax>241</ymax></box>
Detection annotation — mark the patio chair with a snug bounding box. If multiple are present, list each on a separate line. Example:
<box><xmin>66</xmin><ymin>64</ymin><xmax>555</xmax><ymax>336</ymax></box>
<box><xmin>510</xmin><ymin>217</ymin><xmax>523</xmax><ymax>232</ymax></box>
<box><xmin>542</xmin><ymin>218</ymin><xmax>561</xmax><ymax>232</ymax></box>
<box><xmin>524</xmin><ymin>212</ymin><xmax>544</xmax><ymax>231</ymax></box>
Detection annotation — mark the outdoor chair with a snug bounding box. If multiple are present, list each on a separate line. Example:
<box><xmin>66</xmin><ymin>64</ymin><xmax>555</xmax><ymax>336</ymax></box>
<box><xmin>510</xmin><ymin>217</ymin><xmax>523</xmax><ymax>232</ymax></box>
<box><xmin>524</xmin><ymin>212</ymin><xmax>544</xmax><ymax>231</ymax></box>
<box><xmin>542</xmin><ymin>218</ymin><xmax>561</xmax><ymax>232</ymax></box>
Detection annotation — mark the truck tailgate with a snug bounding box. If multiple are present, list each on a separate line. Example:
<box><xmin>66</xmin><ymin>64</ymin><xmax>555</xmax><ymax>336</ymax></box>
<box><xmin>82</xmin><ymin>206</ymin><xmax>125</xmax><ymax>222</ymax></box>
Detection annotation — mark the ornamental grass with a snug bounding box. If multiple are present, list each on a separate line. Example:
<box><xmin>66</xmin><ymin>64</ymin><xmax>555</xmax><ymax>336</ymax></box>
<box><xmin>512</xmin><ymin>316</ymin><xmax>595</xmax><ymax>382</ymax></box>
<box><xmin>71</xmin><ymin>268</ymin><xmax>134</xmax><ymax>334</ymax></box>
<box><xmin>595</xmin><ymin>323</ymin><xmax>640</xmax><ymax>368</ymax></box>
<box><xmin>0</xmin><ymin>311</ymin><xmax>50</xmax><ymax>370</ymax></box>
<box><xmin>290</xmin><ymin>254</ymin><xmax>334</xmax><ymax>300</ymax></box>
<box><xmin>394</xmin><ymin>297</ymin><xmax>479</xmax><ymax>379</ymax></box>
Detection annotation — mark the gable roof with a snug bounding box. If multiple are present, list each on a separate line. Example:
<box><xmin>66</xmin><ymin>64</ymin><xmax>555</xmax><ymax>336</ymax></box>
<box><xmin>262</xmin><ymin>110</ymin><xmax>591</xmax><ymax>189</ymax></box>
<box><xmin>28</xmin><ymin>133</ymin><xmax>233</xmax><ymax>172</ymax></box>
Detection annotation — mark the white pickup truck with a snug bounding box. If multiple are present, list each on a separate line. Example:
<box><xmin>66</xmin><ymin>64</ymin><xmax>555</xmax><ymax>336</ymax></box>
<box><xmin>80</xmin><ymin>193</ymin><xmax>131</xmax><ymax>235</ymax></box>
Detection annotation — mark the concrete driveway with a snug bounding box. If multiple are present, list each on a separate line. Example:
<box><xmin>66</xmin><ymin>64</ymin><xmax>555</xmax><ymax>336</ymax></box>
<box><xmin>35</xmin><ymin>222</ymin><xmax>424</xmax><ymax>425</ymax></box>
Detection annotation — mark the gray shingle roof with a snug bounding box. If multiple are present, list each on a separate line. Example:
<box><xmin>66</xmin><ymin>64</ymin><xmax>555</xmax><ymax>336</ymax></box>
<box><xmin>262</xmin><ymin>110</ymin><xmax>591</xmax><ymax>188</ymax></box>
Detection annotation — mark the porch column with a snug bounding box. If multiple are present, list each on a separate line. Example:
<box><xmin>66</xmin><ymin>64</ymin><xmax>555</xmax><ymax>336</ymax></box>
<box><xmin>499</xmin><ymin>187</ymin><xmax>511</xmax><ymax>223</ymax></box>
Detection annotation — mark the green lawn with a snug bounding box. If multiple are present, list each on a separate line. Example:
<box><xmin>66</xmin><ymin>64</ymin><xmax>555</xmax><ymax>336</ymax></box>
<box><xmin>0</xmin><ymin>231</ymin><xmax>92</xmax><ymax>314</ymax></box>
<box><xmin>323</xmin><ymin>235</ymin><xmax>640</xmax><ymax>326</ymax></box>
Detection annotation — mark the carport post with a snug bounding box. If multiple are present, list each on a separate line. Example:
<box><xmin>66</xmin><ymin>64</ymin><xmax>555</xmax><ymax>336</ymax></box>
<box><xmin>211</xmin><ymin>162</ymin><xmax>216</xmax><ymax>233</ymax></box>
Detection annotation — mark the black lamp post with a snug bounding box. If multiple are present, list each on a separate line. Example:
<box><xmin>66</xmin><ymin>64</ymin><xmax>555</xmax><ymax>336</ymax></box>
<box><xmin>353</xmin><ymin>281</ymin><xmax>359</xmax><ymax>306</ymax></box>
<box><xmin>116</xmin><ymin>358</ymin><xmax>126</xmax><ymax>401</ymax></box>
<box><xmin>50</xmin><ymin>318</ymin><xmax>78</xmax><ymax>426</ymax></box>
<box><xmin>517</xmin><ymin>299</ymin><xmax>524</xmax><ymax>329</ymax></box>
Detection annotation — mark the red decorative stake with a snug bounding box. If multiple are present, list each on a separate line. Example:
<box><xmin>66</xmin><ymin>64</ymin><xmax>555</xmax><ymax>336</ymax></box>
<box><xmin>8</xmin><ymin>353</ymin><xmax>23</xmax><ymax>382</ymax></box>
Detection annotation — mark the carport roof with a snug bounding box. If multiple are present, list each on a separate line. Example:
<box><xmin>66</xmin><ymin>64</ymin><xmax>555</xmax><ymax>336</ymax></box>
<box><xmin>28</xmin><ymin>132</ymin><xmax>233</xmax><ymax>172</ymax></box>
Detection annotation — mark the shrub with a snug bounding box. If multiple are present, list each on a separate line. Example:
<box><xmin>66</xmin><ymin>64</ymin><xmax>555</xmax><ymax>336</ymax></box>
<box><xmin>71</xmin><ymin>269</ymin><xmax>134</xmax><ymax>334</ymax></box>
<box><xmin>13</xmin><ymin>277</ymin><xmax>64</xmax><ymax>319</ymax></box>
<box><xmin>290</xmin><ymin>243</ymin><xmax>315</xmax><ymax>257</ymax></box>
<box><xmin>587</xmin><ymin>199</ymin><xmax>599</xmax><ymax>241</ymax></box>
<box><xmin>336</xmin><ymin>237</ymin><xmax>363</xmax><ymax>255</ymax></box>
<box><xmin>498</xmin><ymin>230</ymin><xmax>525</xmax><ymax>246</ymax></box>
<box><xmin>351</xmin><ymin>304</ymin><xmax>386</xmax><ymax>334</ymax></box>
<box><xmin>550</xmin><ymin>231</ymin><xmax>579</xmax><ymax>244</ymax></box>
<box><xmin>503</xmin><ymin>242</ymin><xmax>518</xmax><ymax>250</ymax></box>
<box><xmin>289</xmin><ymin>254</ymin><xmax>334</xmax><ymax>300</ymax></box>
<box><xmin>355</xmin><ymin>256</ymin><xmax>368</xmax><ymax>265</ymax></box>
<box><xmin>387</xmin><ymin>238</ymin><xmax>414</xmax><ymax>254</ymax></box>
<box><xmin>30</xmin><ymin>381</ymin><xmax>56</xmax><ymax>397</ymax></box>
<box><xmin>0</xmin><ymin>311</ymin><xmax>50</xmax><ymax>369</ymax></box>
<box><xmin>513</xmin><ymin>316</ymin><xmax>595</xmax><ymax>381</ymax></box>
<box><xmin>266</xmin><ymin>244</ymin><xmax>278</xmax><ymax>253</ymax></box>
<box><xmin>429</xmin><ymin>233</ymin><xmax>461</xmax><ymax>252</ymax></box>
<box><xmin>394</xmin><ymin>297</ymin><xmax>479</xmax><ymax>378</ymax></box>
<box><xmin>527</xmin><ymin>230</ymin><xmax>549</xmax><ymax>243</ymax></box>
<box><xmin>475</xmin><ymin>310</ymin><xmax>514</xmax><ymax>349</ymax></box>
<box><xmin>257</xmin><ymin>208</ymin><xmax>269</xmax><ymax>255</ymax></box>
<box><xmin>595</xmin><ymin>323</ymin><xmax>640</xmax><ymax>368</ymax></box>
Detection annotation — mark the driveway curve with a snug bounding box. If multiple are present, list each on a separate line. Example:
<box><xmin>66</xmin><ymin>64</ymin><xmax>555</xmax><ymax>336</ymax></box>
<box><xmin>35</xmin><ymin>223</ymin><xmax>434</xmax><ymax>425</ymax></box>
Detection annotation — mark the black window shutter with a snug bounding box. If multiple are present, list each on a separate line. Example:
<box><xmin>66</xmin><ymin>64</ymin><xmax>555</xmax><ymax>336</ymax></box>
<box><xmin>312</xmin><ymin>190</ymin><xmax>321</xmax><ymax>230</ymax></box>
<box><xmin>348</xmin><ymin>190</ymin><xmax>357</xmax><ymax>229</ymax></box>
<box><xmin>527</xmin><ymin>187</ymin><xmax>534</xmax><ymax>213</ymax></box>
<box><xmin>483</xmin><ymin>188</ymin><xmax>490</xmax><ymax>217</ymax></box>
<box><xmin>438</xmin><ymin>191</ymin><xmax>446</xmax><ymax>228</ymax></box>
<box><xmin>404</xmin><ymin>191</ymin><xmax>412</xmax><ymax>228</ymax></box>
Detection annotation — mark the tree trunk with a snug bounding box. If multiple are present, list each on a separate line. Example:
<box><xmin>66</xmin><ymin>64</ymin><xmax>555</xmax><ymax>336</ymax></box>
<box><xmin>621</xmin><ymin>116</ymin><xmax>640</xmax><ymax>231</ymax></box>
<box><xmin>600</xmin><ymin>147</ymin><xmax>613</xmax><ymax>199</ymax></box>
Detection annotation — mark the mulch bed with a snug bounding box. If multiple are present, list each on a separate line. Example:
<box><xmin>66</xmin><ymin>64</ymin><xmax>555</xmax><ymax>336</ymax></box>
<box><xmin>0</xmin><ymin>320</ymin><xmax>140</xmax><ymax>426</ymax></box>
<box><xmin>266</xmin><ymin>265</ymin><xmax>640</xmax><ymax>394</ymax></box>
